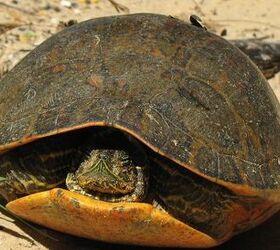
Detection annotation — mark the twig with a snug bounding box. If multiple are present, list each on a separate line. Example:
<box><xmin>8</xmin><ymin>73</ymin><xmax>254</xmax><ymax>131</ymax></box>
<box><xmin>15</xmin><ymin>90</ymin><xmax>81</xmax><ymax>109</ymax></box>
<box><xmin>0</xmin><ymin>23</ymin><xmax>21</xmax><ymax>35</ymax></box>
<box><xmin>108</xmin><ymin>0</ymin><xmax>129</xmax><ymax>13</ymax></box>
<box><xmin>0</xmin><ymin>2</ymin><xmax>34</xmax><ymax>15</ymax></box>
<box><xmin>210</xmin><ymin>18</ymin><xmax>280</xmax><ymax>30</ymax></box>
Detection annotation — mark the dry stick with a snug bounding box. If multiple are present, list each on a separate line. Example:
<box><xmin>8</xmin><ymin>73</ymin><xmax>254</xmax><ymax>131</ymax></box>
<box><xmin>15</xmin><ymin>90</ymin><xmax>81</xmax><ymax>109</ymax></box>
<box><xmin>208</xmin><ymin>18</ymin><xmax>280</xmax><ymax>30</ymax></box>
<box><xmin>108</xmin><ymin>0</ymin><xmax>129</xmax><ymax>13</ymax></box>
<box><xmin>0</xmin><ymin>23</ymin><xmax>22</xmax><ymax>36</ymax></box>
<box><xmin>200</xmin><ymin>17</ymin><xmax>280</xmax><ymax>78</ymax></box>
<box><xmin>231</xmin><ymin>39</ymin><xmax>280</xmax><ymax>79</ymax></box>
<box><xmin>0</xmin><ymin>2</ymin><xmax>34</xmax><ymax>15</ymax></box>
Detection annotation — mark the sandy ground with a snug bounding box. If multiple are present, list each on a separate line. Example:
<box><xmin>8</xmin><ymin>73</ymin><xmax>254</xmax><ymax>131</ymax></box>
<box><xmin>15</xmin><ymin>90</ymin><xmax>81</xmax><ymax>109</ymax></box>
<box><xmin>0</xmin><ymin>0</ymin><xmax>280</xmax><ymax>249</ymax></box>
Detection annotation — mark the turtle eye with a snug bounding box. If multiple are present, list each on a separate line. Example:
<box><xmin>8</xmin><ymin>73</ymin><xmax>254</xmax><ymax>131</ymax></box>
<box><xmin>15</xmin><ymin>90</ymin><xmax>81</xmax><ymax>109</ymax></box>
<box><xmin>121</xmin><ymin>155</ymin><xmax>131</xmax><ymax>166</ymax></box>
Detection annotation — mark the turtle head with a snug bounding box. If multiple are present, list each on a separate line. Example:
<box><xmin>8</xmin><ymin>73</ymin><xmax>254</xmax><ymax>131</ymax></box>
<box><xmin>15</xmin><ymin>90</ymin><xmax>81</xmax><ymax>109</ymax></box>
<box><xmin>75</xmin><ymin>149</ymin><xmax>137</xmax><ymax>195</ymax></box>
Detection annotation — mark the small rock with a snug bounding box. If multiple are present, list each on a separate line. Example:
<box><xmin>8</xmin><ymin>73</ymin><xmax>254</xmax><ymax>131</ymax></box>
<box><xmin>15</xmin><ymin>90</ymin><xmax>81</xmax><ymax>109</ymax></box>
<box><xmin>60</xmin><ymin>0</ymin><xmax>72</xmax><ymax>8</ymax></box>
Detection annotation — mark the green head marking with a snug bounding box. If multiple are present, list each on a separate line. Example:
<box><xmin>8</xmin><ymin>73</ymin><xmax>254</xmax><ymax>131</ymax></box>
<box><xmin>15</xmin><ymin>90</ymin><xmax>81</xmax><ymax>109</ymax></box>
<box><xmin>76</xmin><ymin>149</ymin><xmax>137</xmax><ymax>194</ymax></box>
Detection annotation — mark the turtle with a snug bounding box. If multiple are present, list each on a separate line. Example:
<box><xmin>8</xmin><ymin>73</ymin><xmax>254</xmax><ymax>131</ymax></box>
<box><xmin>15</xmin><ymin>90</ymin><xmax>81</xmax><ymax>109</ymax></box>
<box><xmin>0</xmin><ymin>13</ymin><xmax>280</xmax><ymax>248</ymax></box>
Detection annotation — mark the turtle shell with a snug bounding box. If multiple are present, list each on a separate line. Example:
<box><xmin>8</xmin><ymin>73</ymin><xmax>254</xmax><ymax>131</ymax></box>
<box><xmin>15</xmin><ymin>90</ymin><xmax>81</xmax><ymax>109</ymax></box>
<box><xmin>1</xmin><ymin>14</ymin><xmax>280</xmax><ymax>247</ymax></box>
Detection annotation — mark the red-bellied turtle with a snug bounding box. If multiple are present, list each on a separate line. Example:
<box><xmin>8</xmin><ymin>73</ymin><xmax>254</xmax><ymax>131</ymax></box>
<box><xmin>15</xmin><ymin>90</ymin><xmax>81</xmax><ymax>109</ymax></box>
<box><xmin>0</xmin><ymin>14</ymin><xmax>280</xmax><ymax>247</ymax></box>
